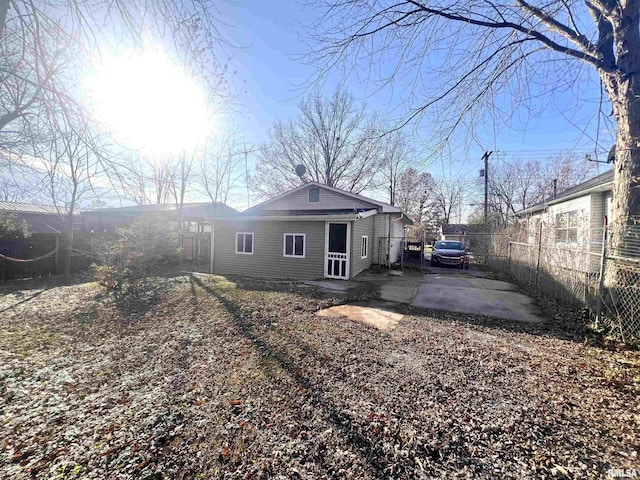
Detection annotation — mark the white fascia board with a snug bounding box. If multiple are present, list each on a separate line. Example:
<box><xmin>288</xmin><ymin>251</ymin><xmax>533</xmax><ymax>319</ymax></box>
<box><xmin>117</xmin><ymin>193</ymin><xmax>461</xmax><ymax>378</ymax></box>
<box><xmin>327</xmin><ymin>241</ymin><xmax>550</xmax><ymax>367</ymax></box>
<box><xmin>216</xmin><ymin>213</ymin><xmax>364</xmax><ymax>222</ymax></box>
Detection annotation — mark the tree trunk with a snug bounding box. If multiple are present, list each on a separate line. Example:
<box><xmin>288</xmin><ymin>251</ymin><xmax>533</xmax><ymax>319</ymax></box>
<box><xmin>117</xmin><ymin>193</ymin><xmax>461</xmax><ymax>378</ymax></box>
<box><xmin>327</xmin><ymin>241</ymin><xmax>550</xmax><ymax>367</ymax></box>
<box><xmin>600</xmin><ymin>1</ymin><xmax>640</xmax><ymax>261</ymax></box>
<box><xmin>603</xmin><ymin>74</ymin><xmax>640</xmax><ymax>258</ymax></box>
<box><xmin>64</xmin><ymin>226</ymin><xmax>74</xmax><ymax>280</ymax></box>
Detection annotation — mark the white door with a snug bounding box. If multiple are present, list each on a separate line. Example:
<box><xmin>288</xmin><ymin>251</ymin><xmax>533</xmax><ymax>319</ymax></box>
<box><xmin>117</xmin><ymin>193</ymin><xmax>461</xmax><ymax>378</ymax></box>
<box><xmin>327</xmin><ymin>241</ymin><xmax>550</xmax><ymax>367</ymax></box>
<box><xmin>325</xmin><ymin>222</ymin><xmax>350</xmax><ymax>279</ymax></box>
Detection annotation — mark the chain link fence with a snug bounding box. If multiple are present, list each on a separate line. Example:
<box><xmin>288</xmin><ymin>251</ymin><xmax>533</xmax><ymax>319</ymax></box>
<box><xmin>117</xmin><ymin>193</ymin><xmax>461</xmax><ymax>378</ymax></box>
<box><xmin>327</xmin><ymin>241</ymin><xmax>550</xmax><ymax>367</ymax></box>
<box><xmin>476</xmin><ymin>221</ymin><xmax>640</xmax><ymax>344</ymax></box>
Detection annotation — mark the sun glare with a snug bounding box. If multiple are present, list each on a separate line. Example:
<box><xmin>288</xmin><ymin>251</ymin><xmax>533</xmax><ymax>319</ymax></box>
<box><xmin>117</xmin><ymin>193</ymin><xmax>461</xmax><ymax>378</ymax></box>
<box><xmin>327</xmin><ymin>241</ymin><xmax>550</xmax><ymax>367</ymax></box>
<box><xmin>87</xmin><ymin>48</ymin><xmax>211</xmax><ymax>155</ymax></box>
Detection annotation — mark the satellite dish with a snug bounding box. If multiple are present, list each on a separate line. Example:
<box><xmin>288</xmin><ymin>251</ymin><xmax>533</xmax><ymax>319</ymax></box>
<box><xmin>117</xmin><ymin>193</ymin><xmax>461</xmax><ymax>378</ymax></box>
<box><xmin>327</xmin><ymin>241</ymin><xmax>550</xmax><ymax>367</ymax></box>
<box><xmin>607</xmin><ymin>144</ymin><xmax>616</xmax><ymax>164</ymax></box>
<box><xmin>295</xmin><ymin>164</ymin><xmax>306</xmax><ymax>178</ymax></box>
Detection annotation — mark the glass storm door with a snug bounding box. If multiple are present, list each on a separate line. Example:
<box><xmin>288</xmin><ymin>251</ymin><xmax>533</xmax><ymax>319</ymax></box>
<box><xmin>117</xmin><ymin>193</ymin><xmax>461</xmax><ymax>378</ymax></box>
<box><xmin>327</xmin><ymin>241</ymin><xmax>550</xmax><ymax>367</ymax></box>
<box><xmin>325</xmin><ymin>222</ymin><xmax>350</xmax><ymax>279</ymax></box>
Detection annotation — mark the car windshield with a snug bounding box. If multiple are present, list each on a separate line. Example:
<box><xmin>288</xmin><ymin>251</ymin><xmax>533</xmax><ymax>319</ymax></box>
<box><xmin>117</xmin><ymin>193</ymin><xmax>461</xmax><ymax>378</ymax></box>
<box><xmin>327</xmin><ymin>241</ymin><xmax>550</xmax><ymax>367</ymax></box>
<box><xmin>435</xmin><ymin>241</ymin><xmax>464</xmax><ymax>250</ymax></box>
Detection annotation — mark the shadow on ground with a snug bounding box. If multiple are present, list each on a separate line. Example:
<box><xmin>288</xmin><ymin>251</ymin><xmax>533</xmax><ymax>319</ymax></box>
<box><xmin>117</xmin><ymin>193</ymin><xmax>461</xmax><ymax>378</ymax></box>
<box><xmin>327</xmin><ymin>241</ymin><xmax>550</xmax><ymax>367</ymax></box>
<box><xmin>188</xmin><ymin>273</ymin><xmax>420</xmax><ymax>477</ymax></box>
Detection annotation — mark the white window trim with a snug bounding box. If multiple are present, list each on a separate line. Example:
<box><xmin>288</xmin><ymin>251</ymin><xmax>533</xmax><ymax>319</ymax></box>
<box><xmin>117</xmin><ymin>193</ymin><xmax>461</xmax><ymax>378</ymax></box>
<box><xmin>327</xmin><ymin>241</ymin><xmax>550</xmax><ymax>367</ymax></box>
<box><xmin>555</xmin><ymin>210</ymin><xmax>579</xmax><ymax>243</ymax></box>
<box><xmin>235</xmin><ymin>232</ymin><xmax>254</xmax><ymax>255</ymax></box>
<box><xmin>361</xmin><ymin>235</ymin><xmax>368</xmax><ymax>259</ymax></box>
<box><xmin>283</xmin><ymin>233</ymin><xmax>306</xmax><ymax>258</ymax></box>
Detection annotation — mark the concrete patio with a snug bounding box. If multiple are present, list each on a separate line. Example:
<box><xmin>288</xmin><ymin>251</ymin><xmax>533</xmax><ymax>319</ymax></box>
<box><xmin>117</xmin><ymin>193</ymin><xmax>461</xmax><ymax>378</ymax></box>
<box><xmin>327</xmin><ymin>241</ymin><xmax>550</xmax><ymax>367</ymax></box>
<box><xmin>317</xmin><ymin>267</ymin><xmax>548</xmax><ymax>324</ymax></box>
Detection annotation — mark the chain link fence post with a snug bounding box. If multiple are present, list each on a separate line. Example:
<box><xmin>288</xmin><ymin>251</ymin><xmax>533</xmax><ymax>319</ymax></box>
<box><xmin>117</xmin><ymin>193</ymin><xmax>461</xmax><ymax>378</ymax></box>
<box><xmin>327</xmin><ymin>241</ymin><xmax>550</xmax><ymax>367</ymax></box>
<box><xmin>535</xmin><ymin>221</ymin><xmax>543</xmax><ymax>293</ymax></box>
<box><xmin>595</xmin><ymin>223</ymin><xmax>608</xmax><ymax>328</ymax></box>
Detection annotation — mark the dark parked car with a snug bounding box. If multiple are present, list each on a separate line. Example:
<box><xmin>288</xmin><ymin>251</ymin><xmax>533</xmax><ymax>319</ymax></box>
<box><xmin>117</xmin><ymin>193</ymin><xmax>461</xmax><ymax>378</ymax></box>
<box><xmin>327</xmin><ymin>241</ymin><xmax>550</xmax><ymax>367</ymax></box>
<box><xmin>430</xmin><ymin>240</ymin><xmax>469</xmax><ymax>269</ymax></box>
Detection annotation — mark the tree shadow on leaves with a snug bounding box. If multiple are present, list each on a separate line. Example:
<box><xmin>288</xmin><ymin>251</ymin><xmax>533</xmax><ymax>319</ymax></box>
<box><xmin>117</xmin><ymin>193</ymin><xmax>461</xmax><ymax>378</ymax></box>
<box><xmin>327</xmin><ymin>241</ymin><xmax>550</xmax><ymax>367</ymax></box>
<box><xmin>187</xmin><ymin>273</ymin><xmax>408</xmax><ymax>477</ymax></box>
<box><xmin>0</xmin><ymin>286</ymin><xmax>51</xmax><ymax>314</ymax></box>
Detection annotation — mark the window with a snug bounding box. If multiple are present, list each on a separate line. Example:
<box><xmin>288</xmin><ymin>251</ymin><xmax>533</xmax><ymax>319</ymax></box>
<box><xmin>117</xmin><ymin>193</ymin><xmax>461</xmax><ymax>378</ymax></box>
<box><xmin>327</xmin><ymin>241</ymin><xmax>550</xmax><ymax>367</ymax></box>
<box><xmin>235</xmin><ymin>232</ymin><xmax>254</xmax><ymax>254</ymax></box>
<box><xmin>284</xmin><ymin>233</ymin><xmax>305</xmax><ymax>258</ymax></box>
<box><xmin>309</xmin><ymin>187</ymin><xmax>320</xmax><ymax>203</ymax></box>
<box><xmin>555</xmin><ymin>211</ymin><xmax>579</xmax><ymax>242</ymax></box>
<box><xmin>361</xmin><ymin>235</ymin><xmax>368</xmax><ymax>259</ymax></box>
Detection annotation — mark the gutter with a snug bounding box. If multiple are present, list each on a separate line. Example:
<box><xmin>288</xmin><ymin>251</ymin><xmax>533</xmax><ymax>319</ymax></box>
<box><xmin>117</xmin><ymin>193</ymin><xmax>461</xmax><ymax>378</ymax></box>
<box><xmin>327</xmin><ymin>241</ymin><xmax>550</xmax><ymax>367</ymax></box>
<box><xmin>212</xmin><ymin>212</ymin><xmax>372</xmax><ymax>222</ymax></box>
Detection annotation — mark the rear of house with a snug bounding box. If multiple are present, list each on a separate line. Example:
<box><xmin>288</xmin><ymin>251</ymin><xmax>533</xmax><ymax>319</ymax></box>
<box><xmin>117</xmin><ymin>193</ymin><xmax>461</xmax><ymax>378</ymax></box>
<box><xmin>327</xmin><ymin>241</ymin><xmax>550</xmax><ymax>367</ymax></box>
<box><xmin>212</xmin><ymin>183</ymin><xmax>412</xmax><ymax>280</ymax></box>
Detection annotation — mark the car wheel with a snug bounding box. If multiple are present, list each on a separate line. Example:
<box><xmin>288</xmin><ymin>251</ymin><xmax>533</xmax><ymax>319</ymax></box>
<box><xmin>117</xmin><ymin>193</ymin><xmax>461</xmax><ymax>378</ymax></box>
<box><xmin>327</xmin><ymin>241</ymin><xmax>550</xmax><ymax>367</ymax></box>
<box><xmin>430</xmin><ymin>259</ymin><xmax>438</xmax><ymax>267</ymax></box>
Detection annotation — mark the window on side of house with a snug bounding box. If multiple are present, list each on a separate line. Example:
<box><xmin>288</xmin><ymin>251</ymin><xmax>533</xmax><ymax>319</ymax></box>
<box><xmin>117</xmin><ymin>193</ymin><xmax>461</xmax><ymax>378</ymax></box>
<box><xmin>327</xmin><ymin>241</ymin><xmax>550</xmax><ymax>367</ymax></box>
<box><xmin>308</xmin><ymin>187</ymin><xmax>320</xmax><ymax>203</ymax></box>
<box><xmin>236</xmin><ymin>232</ymin><xmax>254</xmax><ymax>254</ymax></box>
<box><xmin>361</xmin><ymin>235</ymin><xmax>368</xmax><ymax>259</ymax></box>
<box><xmin>555</xmin><ymin>211</ymin><xmax>579</xmax><ymax>242</ymax></box>
<box><xmin>283</xmin><ymin>233</ymin><xmax>305</xmax><ymax>258</ymax></box>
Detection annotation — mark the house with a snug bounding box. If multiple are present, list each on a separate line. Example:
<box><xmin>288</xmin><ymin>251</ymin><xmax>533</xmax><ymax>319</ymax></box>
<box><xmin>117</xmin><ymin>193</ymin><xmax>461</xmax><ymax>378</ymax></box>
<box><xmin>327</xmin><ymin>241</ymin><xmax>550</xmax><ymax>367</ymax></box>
<box><xmin>440</xmin><ymin>224</ymin><xmax>480</xmax><ymax>248</ymax></box>
<box><xmin>82</xmin><ymin>202</ymin><xmax>237</xmax><ymax>233</ymax></box>
<box><xmin>82</xmin><ymin>202</ymin><xmax>238</xmax><ymax>262</ymax></box>
<box><xmin>514</xmin><ymin>170</ymin><xmax>612</xmax><ymax>249</ymax></box>
<box><xmin>211</xmin><ymin>182</ymin><xmax>412</xmax><ymax>280</ymax></box>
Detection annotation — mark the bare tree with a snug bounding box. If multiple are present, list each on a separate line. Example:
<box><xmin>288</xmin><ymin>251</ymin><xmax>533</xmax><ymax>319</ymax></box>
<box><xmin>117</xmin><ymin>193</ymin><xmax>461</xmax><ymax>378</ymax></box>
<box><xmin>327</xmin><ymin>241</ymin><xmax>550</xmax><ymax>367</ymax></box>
<box><xmin>395</xmin><ymin>168</ymin><xmax>434</xmax><ymax>222</ymax></box>
<box><xmin>306</xmin><ymin>0</ymin><xmax>640</xmax><ymax>253</ymax></box>
<box><xmin>379</xmin><ymin>130</ymin><xmax>414</xmax><ymax>205</ymax></box>
<box><xmin>254</xmin><ymin>86</ymin><xmax>383</xmax><ymax>196</ymax></box>
<box><xmin>485</xmin><ymin>153</ymin><xmax>600</xmax><ymax>225</ymax></box>
<box><xmin>536</xmin><ymin>152</ymin><xmax>599</xmax><ymax>201</ymax></box>
<box><xmin>30</xmin><ymin>110</ymin><xmax>102</xmax><ymax>278</ymax></box>
<box><xmin>431</xmin><ymin>176</ymin><xmax>465</xmax><ymax>225</ymax></box>
<box><xmin>196</xmin><ymin>132</ymin><xmax>244</xmax><ymax>207</ymax></box>
<box><xmin>0</xmin><ymin>1</ymin><xmax>232</xmax><ymax>216</ymax></box>
<box><xmin>0</xmin><ymin>1</ymin><xmax>228</xmax><ymax>135</ymax></box>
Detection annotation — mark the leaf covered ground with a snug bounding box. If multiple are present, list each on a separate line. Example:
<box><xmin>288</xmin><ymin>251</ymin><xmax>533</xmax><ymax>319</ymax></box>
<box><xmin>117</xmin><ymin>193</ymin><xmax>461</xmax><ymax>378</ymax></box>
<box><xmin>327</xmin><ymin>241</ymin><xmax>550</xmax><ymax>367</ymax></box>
<box><xmin>0</xmin><ymin>273</ymin><xmax>638</xmax><ymax>479</ymax></box>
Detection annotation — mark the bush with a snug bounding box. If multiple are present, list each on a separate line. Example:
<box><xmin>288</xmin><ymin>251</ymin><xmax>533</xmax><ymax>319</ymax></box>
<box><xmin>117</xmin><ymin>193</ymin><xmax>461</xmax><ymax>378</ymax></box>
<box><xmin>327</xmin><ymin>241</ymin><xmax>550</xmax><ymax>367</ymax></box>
<box><xmin>91</xmin><ymin>213</ymin><xmax>181</xmax><ymax>294</ymax></box>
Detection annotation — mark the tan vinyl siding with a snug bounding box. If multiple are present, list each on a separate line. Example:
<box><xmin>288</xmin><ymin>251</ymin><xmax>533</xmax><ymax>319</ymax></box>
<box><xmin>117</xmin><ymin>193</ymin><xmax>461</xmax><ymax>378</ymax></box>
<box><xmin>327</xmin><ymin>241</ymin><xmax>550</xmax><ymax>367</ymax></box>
<box><xmin>214</xmin><ymin>220</ymin><xmax>325</xmax><ymax>279</ymax></box>
<box><xmin>351</xmin><ymin>215</ymin><xmax>374</xmax><ymax>277</ymax></box>
<box><xmin>372</xmin><ymin>214</ymin><xmax>388</xmax><ymax>265</ymax></box>
<box><xmin>262</xmin><ymin>184</ymin><xmax>377</xmax><ymax>211</ymax></box>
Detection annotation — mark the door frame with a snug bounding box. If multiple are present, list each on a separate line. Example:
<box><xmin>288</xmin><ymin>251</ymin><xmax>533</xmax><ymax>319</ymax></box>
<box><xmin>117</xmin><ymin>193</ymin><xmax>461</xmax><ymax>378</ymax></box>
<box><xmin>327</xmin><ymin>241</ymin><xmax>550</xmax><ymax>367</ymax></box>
<box><xmin>324</xmin><ymin>221</ymin><xmax>351</xmax><ymax>279</ymax></box>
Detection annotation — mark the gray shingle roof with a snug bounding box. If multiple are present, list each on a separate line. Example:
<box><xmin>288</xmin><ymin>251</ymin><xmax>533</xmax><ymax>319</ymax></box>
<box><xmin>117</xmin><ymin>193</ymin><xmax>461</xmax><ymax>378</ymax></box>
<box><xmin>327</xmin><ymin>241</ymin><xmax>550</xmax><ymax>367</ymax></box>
<box><xmin>0</xmin><ymin>201</ymin><xmax>65</xmax><ymax>215</ymax></box>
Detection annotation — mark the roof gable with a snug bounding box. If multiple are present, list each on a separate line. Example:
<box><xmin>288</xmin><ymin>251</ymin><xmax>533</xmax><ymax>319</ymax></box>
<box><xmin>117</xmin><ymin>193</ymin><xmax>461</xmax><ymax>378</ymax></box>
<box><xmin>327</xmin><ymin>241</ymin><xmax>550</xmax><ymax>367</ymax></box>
<box><xmin>247</xmin><ymin>182</ymin><xmax>401</xmax><ymax>214</ymax></box>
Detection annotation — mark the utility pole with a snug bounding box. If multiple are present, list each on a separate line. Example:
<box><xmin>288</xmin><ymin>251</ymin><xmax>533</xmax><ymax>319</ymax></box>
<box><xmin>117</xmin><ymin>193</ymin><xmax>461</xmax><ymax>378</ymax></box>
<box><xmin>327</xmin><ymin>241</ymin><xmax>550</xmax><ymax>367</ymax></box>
<box><xmin>482</xmin><ymin>151</ymin><xmax>492</xmax><ymax>230</ymax></box>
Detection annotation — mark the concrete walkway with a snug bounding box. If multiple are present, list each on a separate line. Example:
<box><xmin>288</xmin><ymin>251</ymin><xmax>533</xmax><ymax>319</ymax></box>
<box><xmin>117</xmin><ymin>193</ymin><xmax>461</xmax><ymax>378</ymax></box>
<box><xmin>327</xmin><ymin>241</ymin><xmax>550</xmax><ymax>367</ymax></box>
<box><xmin>352</xmin><ymin>267</ymin><xmax>546</xmax><ymax>324</ymax></box>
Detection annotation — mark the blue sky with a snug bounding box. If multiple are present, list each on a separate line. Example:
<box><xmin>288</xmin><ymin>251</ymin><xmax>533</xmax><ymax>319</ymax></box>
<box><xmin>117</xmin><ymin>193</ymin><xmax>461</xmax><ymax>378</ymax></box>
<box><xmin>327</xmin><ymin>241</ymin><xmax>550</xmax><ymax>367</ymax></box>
<box><xmin>216</xmin><ymin>1</ymin><xmax>613</xmax><ymax>207</ymax></box>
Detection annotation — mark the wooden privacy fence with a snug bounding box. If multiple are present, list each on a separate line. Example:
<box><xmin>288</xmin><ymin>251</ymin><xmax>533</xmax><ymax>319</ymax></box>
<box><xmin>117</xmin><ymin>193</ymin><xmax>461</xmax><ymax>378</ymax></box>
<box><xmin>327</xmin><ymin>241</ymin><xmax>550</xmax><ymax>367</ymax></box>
<box><xmin>1</xmin><ymin>233</ymin><xmax>94</xmax><ymax>281</ymax></box>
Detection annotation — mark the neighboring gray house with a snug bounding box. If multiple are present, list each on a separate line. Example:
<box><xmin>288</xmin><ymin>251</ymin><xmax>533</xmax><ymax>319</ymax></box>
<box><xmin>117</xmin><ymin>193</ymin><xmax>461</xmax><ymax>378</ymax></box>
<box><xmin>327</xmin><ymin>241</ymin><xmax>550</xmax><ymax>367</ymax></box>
<box><xmin>515</xmin><ymin>170</ymin><xmax>613</xmax><ymax>249</ymax></box>
<box><xmin>212</xmin><ymin>182</ymin><xmax>412</xmax><ymax>280</ymax></box>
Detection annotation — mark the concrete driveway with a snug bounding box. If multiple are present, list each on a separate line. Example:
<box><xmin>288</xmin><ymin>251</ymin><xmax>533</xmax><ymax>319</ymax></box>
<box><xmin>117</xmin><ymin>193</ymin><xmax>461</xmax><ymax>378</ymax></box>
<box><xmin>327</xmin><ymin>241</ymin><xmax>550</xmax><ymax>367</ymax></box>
<box><xmin>354</xmin><ymin>266</ymin><xmax>546</xmax><ymax>324</ymax></box>
<box><xmin>411</xmin><ymin>266</ymin><xmax>546</xmax><ymax>323</ymax></box>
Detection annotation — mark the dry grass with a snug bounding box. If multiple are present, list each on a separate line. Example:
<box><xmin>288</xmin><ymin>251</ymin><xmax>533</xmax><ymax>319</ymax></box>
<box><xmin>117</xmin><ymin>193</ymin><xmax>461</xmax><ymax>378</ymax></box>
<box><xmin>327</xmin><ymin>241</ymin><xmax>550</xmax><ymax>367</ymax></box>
<box><xmin>0</xmin><ymin>273</ymin><xmax>638</xmax><ymax>479</ymax></box>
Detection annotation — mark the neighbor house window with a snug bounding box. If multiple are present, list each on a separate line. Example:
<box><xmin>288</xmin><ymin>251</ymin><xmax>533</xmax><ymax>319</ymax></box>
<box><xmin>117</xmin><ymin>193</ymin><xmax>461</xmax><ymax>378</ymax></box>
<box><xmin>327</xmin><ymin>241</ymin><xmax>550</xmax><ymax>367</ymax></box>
<box><xmin>236</xmin><ymin>232</ymin><xmax>254</xmax><ymax>254</ymax></box>
<box><xmin>283</xmin><ymin>233</ymin><xmax>305</xmax><ymax>258</ymax></box>
<box><xmin>361</xmin><ymin>235</ymin><xmax>368</xmax><ymax>259</ymax></box>
<box><xmin>555</xmin><ymin>211</ymin><xmax>579</xmax><ymax>242</ymax></box>
<box><xmin>309</xmin><ymin>187</ymin><xmax>320</xmax><ymax>202</ymax></box>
